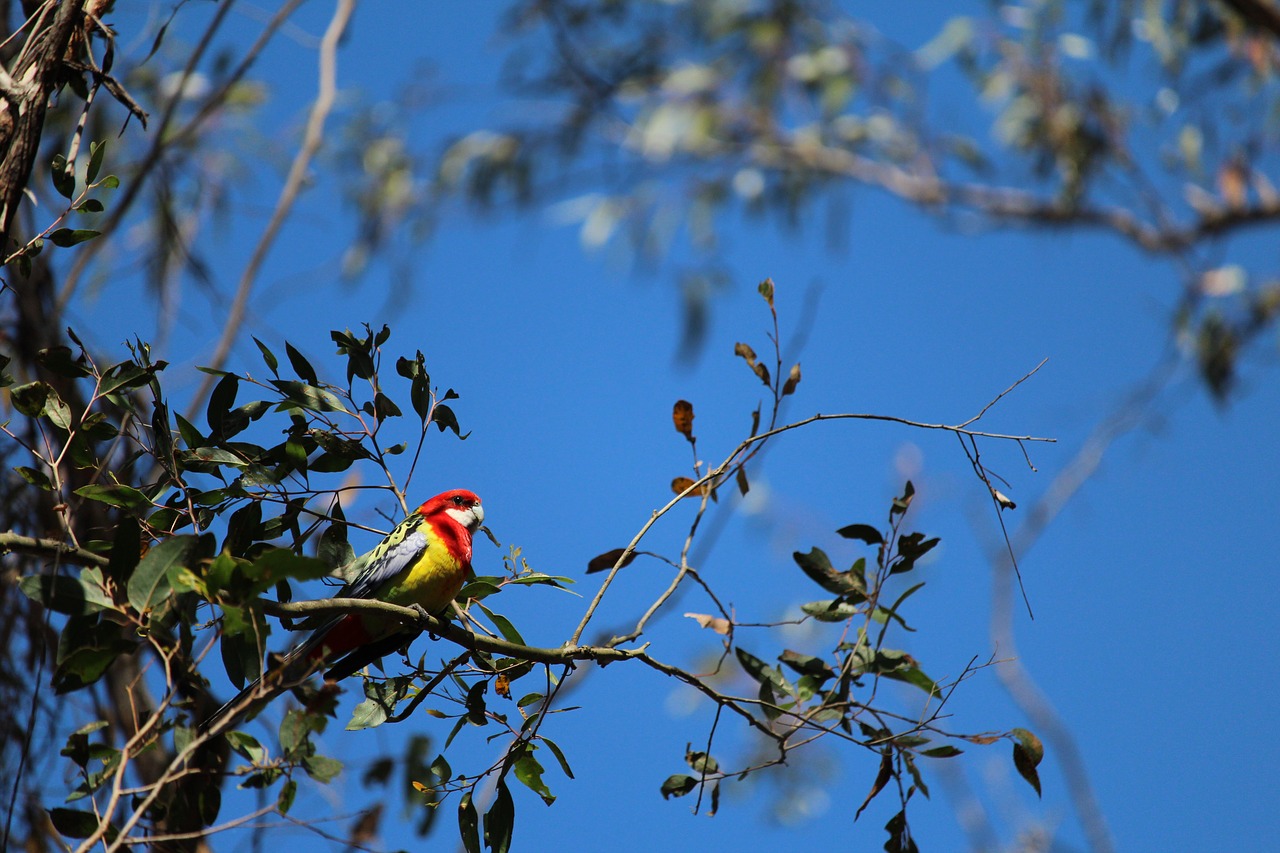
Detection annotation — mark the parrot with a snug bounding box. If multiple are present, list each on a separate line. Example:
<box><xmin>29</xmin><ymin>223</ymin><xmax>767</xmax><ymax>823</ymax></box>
<box><xmin>204</xmin><ymin>488</ymin><xmax>484</xmax><ymax>731</ymax></box>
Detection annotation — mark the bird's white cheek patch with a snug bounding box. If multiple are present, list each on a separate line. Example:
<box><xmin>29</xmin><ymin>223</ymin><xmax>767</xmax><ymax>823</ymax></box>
<box><xmin>446</xmin><ymin>506</ymin><xmax>482</xmax><ymax>530</ymax></box>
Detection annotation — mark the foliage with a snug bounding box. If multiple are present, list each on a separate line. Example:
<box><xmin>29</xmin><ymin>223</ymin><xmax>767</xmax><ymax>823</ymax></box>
<box><xmin>7</xmin><ymin>1</ymin><xmax>1273</xmax><ymax>850</ymax></box>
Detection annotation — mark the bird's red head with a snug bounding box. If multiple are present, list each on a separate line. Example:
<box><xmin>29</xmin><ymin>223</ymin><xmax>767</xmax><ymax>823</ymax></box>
<box><xmin>418</xmin><ymin>489</ymin><xmax>484</xmax><ymax>534</ymax></box>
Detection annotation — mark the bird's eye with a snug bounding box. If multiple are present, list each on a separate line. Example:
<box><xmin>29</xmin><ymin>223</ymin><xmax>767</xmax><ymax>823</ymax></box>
<box><xmin>452</xmin><ymin>496</ymin><xmax>464</xmax><ymax>505</ymax></box>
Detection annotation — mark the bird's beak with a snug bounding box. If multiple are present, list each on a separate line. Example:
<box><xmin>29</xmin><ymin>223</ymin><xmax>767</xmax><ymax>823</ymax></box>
<box><xmin>469</xmin><ymin>503</ymin><xmax>485</xmax><ymax>532</ymax></box>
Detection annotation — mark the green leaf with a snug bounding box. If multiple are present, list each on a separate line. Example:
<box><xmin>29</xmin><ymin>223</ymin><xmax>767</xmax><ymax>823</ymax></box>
<box><xmin>778</xmin><ymin>649</ymin><xmax>836</xmax><ymax>681</ymax></box>
<box><xmin>302</xmin><ymin>753</ymin><xmax>343</xmax><ymax>783</ymax></box>
<box><xmin>734</xmin><ymin>647</ymin><xmax>793</xmax><ymax>696</ymax></box>
<box><xmin>793</xmin><ymin>547</ymin><xmax>866</xmax><ymax>598</ymax></box>
<box><xmin>48</xmin><ymin>807</ymin><xmax>103</xmax><ymax>840</ymax></box>
<box><xmin>921</xmin><ymin>745</ymin><xmax>962</xmax><ymax>758</ymax></box>
<box><xmin>277</xmin><ymin>780</ymin><xmax>297</xmax><ymax>814</ymax></box>
<box><xmin>87</xmin><ymin>139</ymin><xmax>106</xmax><ymax>185</ymax></box>
<box><xmin>127</xmin><ymin>535</ymin><xmax>195</xmax><ymax>614</ymax></box>
<box><xmin>99</xmin><ymin>175</ymin><xmax>120</xmax><ymax>189</ymax></box>
<box><xmin>458</xmin><ymin>792</ymin><xmax>481</xmax><ymax>853</ymax></box>
<box><xmin>483</xmin><ymin>780</ymin><xmax>514</xmax><ymax>853</ymax></box>
<box><xmin>224</xmin><ymin>731</ymin><xmax>266</xmax><ymax>763</ymax></box>
<box><xmin>53</xmin><ymin>618</ymin><xmax>136</xmax><ymax>693</ymax></box>
<box><xmin>477</xmin><ymin>602</ymin><xmax>525</xmax><ymax>645</ymax></box>
<box><xmin>513</xmin><ymin>750</ymin><xmax>555</xmax><ymax>805</ymax></box>
<box><xmin>14</xmin><ymin>465</ymin><xmax>51</xmax><ymax>489</ymax></box>
<box><xmin>75</xmin><ymin>198</ymin><xmax>104</xmax><ymax>213</ymax></box>
<box><xmin>48</xmin><ymin>228</ymin><xmax>101</xmax><ymax>248</ymax></box>
<box><xmin>347</xmin><ymin>678</ymin><xmax>409</xmax><ymax>731</ymax></box>
<box><xmin>252</xmin><ymin>336</ymin><xmax>279</xmax><ymax>376</ymax></box>
<box><xmin>280</xmin><ymin>709</ymin><xmax>323</xmax><ymax>756</ymax></box>
<box><xmin>20</xmin><ymin>571</ymin><xmax>113</xmax><ymax>616</ymax></box>
<box><xmin>540</xmin><ymin>736</ymin><xmax>574</xmax><ymax>780</ymax></box>
<box><xmin>74</xmin><ymin>483</ymin><xmax>152</xmax><ymax>513</ymax></box>
<box><xmin>10</xmin><ymin>381</ymin><xmax>72</xmax><ymax>428</ymax></box>
<box><xmin>51</xmin><ymin>153</ymin><xmax>75</xmax><ymax>199</ymax></box>
<box><xmin>270</xmin><ymin>379</ymin><xmax>350</xmax><ymax>414</ymax></box>
<box><xmin>800</xmin><ymin>598</ymin><xmax>860</xmax><ymax>622</ymax></box>
<box><xmin>1011</xmin><ymin>728</ymin><xmax>1043</xmax><ymax>797</ymax></box>
<box><xmin>660</xmin><ymin>774</ymin><xmax>697</xmax><ymax>799</ymax></box>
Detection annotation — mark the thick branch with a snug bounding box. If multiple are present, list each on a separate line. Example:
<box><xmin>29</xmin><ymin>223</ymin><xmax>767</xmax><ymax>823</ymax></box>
<box><xmin>0</xmin><ymin>531</ymin><xmax>109</xmax><ymax>568</ymax></box>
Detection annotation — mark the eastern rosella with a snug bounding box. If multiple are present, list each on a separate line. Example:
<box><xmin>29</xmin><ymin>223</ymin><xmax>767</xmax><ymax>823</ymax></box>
<box><xmin>205</xmin><ymin>489</ymin><xmax>484</xmax><ymax>730</ymax></box>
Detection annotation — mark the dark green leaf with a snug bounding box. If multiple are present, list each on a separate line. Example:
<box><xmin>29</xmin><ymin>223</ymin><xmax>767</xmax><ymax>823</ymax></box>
<box><xmin>793</xmin><ymin>547</ymin><xmax>866</xmax><ymax>598</ymax></box>
<box><xmin>660</xmin><ymin>774</ymin><xmax>697</xmax><ymax>799</ymax></box>
<box><xmin>458</xmin><ymin>792</ymin><xmax>481</xmax><ymax>853</ymax></box>
<box><xmin>285</xmin><ymin>342</ymin><xmax>318</xmax><ymax>385</ymax></box>
<box><xmin>20</xmin><ymin>571</ymin><xmax>113</xmax><ymax>616</ymax></box>
<box><xmin>252</xmin><ymin>337</ymin><xmax>279</xmax><ymax>375</ymax></box>
<box><xmin>838</xmin><ymin>523</ymin><xmax>884</xmax><ymax>545</ymax></box>
<box><xmin>884</xmin><ymin>808</ymin><xmax>919</xmax><ymax>853</ymax></box>
<box><xmin>51</xmin><ymin>154</ymin><xmax>75</xmax><ymax>199</ymax></box>
<box><xmin>48</xmin><ymin>807</ymin><xmax>103</xmax><ymax>840</ymax></box>
<box><xmin>277</xmin><ymin>780</ymin><xmax>297</xmax><ymax>814</ymax></box>
<box><xmin>74</xmin><ymin>483</ymin><xmax>152</xmax><ymax>513</ymax></box>
<box><xmin>433</xmin><ymin>403</ymin><xmax>464</xmax><ymax>437</ymax></box>
<box><xmin>87</xmin><ymin>140</ymin><xmax>106</xmax><ymax>185</ymax></box>
<box><xmin>270</xmin><ymin>379</ymin><xmax>350</xmax><ymax>414</ymax></box>
<box><xmin>36</xmin><ymin>345</ymin><xmax>90</xmax><ymax>378</ymax></box>
<box><xmin>206</xmin><ymin>373</ymin><xmax>239</xmax><ymax>437</ymax></box>
<box><xmin>483</xmin><ymin>780</ymin><xmax>515</xmax><ymax>853</ymax></box>
<box><xmin>541</xmin><ymin>736</ymin><xmax>574</xmax><ymax>779</ymax></box>
<box><xmin>48</xmin><ymin>228</ymin><xmax>101</xmax><ymax>247</ymax></box>
<box><xmin>921</xmin><ymin>745</ymin><xmax>962</xmax><ymax>758</ymax></box>
<box><xmin>14</xmin><ymin>465</ymin><xmax>52</xmax><ymax>489</ymax></box>
<box><xmin>127</xmin><ymin>536</ymin><xmax>194</xmax><ymax>614</ymax></box>
<box><xmin>302</xmin><ymin>753</ymin><xmax>343</xmax><ymax>783</ymax></box>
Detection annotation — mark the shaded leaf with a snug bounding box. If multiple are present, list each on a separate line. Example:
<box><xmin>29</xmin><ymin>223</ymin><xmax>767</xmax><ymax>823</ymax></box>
<box><xmin>1011</xmin><ymin>728</ymin><xmax>1044</xmax><ymax>797</ymax></box>
<box><xmin>458</xmin><ymin>792</ymin><xmax>481</xmax><ymax>853</ymax></box>
<box><xmin>483</xmin><ymin>780</ymin><xmax>514</xmax><ymax>853</ymax></box>
<box><xmin>660</xmin><ymin>774</ymin><xmax>697</xmax><ymax>799</ymax></box>
<box><xmin>586</xmin><ymin>548</ymin><xmax>636</xmax><ymax>574</ymax></box>
<box><xmin>514</xmin><ymin>751</ymin><xmax>555</xmax><ymax>805</ymax></box>
<box><xmin>127</xmin><ymin>536</ymin><xmax>194</xmax><ymax>614</ymax></box>
<box><xmin>837</xmin><ymin>523</ymin><xmax>884</xmax><ymax>545</ymax></box>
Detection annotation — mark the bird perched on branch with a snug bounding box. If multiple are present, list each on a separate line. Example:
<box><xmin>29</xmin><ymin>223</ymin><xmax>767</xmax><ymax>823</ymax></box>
<box><xmin>205</xmin><ymin>488</ymin><xmax>484</xmax><ymax>731</ymax></box>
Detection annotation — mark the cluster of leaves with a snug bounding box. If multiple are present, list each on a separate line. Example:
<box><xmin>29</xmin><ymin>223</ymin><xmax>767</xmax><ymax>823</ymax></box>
<box><xmin>4</xmin><ymin>324</ymin><xmax>554</xmax><ymax>844</ymax></box>
<box><xmin>664</xmin><ymin>481</ymin><xmax>1041</xmax><ymax>853</ymax></box>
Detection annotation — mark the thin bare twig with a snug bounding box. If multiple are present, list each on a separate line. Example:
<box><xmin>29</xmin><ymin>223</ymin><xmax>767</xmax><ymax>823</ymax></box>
<box><xmin>186</xmin><ymin>0</ymin><xmax>356</xmax><ymax>421</ymax></box>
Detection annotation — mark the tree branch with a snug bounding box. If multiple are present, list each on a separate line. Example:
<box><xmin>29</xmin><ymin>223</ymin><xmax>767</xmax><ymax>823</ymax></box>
<box><xmin>0</xmin><ymin>531</ymin><xmax>109</xmax><ymax>568</ymax></box>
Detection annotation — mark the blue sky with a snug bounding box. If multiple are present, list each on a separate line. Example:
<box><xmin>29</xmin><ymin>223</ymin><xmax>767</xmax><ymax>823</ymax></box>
<box><xmin>67</xmin><ymin>3</ymin><xmax>1280</xmax><ymax>851</ymax></box>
